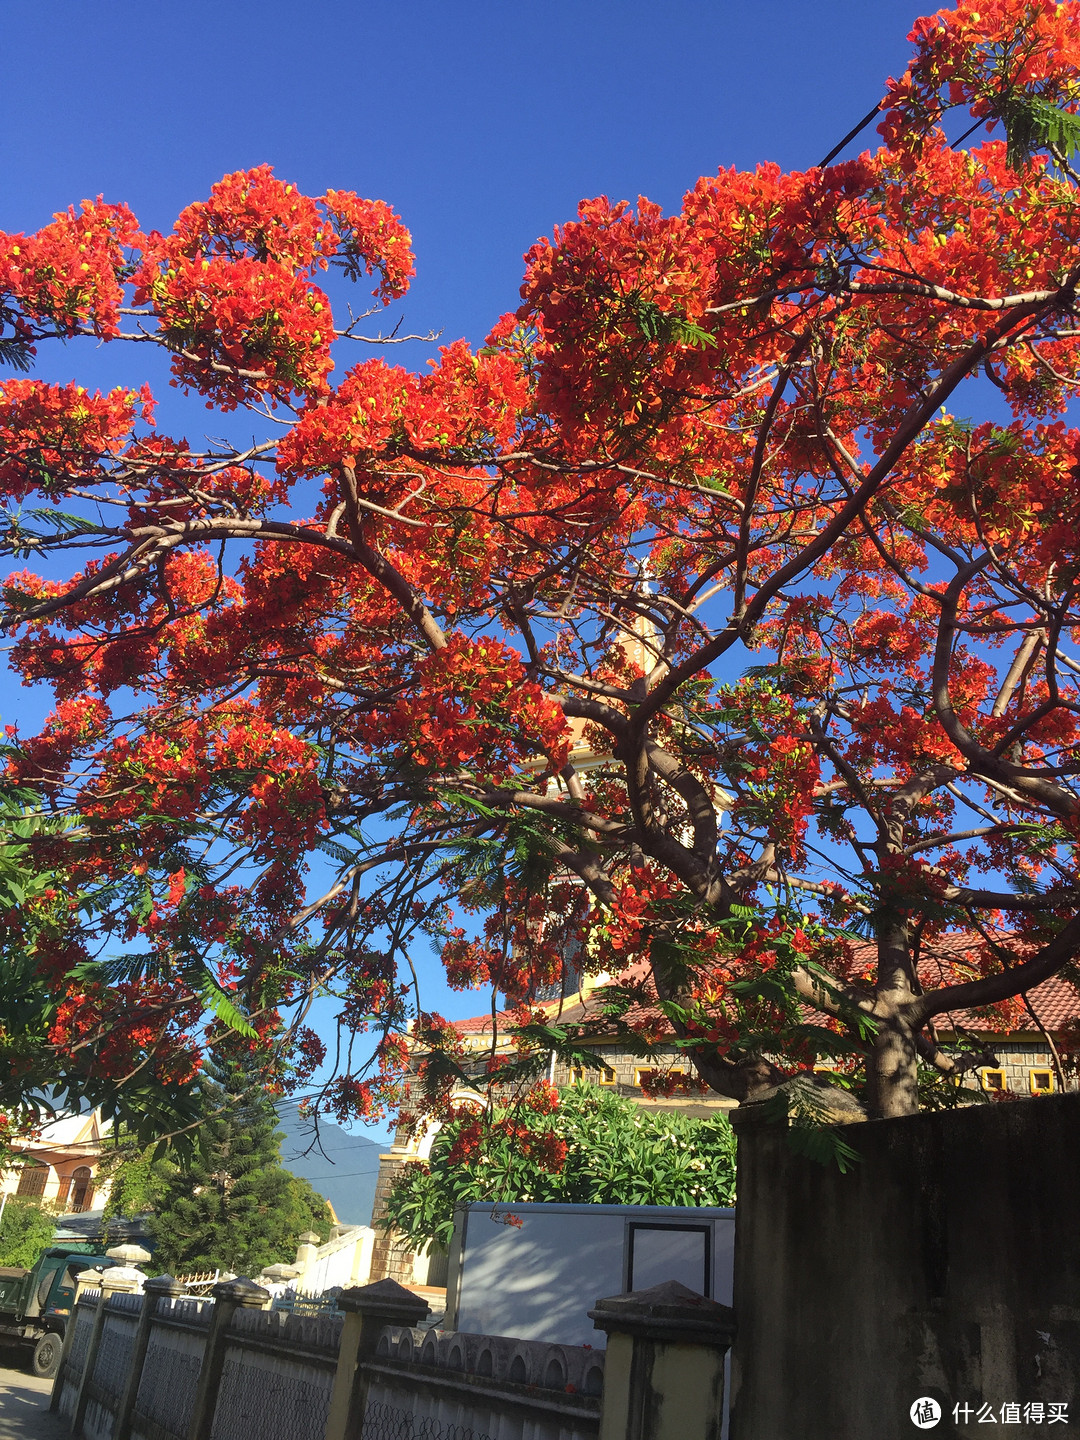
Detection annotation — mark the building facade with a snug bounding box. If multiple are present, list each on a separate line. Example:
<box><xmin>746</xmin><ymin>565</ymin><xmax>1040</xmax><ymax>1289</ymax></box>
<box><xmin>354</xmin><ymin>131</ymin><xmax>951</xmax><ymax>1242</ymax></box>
<box><xmin>0</xmin><ymin>1110</ymin><xmax>113</xmax><ymax>1216</ymax></box>
<box><xmin>366</xmin><ymin>958</ymin><xmax>1079</xmax><ymax>1290</ymax></box>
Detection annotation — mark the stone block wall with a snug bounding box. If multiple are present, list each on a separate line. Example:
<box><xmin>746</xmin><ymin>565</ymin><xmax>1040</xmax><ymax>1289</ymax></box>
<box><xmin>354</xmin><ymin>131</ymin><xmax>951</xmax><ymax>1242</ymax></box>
<box><xmin>368</xmin><ymin>1151</ymin><xmax>420</xmax><ymax>1284</ymax></box>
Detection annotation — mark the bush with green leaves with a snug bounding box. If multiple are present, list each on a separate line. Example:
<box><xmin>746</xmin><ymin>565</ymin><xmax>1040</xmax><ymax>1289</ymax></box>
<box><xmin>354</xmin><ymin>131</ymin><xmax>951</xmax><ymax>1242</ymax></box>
<box><xmin>383</xmin><ymin>1083</ymin><xmax>736</xmax><ymax>1251</ymax></box>
<box><xmin>0</xmin><ymin>1198</ymin><xmax>59</xmax><ymax>1269</ymax></box>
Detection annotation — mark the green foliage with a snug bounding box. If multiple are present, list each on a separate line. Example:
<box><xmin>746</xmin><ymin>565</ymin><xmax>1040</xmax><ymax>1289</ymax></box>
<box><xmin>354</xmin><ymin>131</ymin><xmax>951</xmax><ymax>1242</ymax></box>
<box><xmin>382</xmin><ymin>1083</ymin><xmax>737</xmax><ymax>1251</ymax></box>
<box><xmin>625</xmin><ymin>293</ymin><xmax>717</xmax><ymax>351</ymax></box>
<box><xmin>0</xmin><ymin>777</ymin><xmax>240</xmax><ymax>1150</ymax></box>
<box><xmin>757</xmin><ymin>1075</ymin><xmax>862</xmax><ymax>1172</ymax></box>
<box><xmin>101</xmin><ymin>1146</ymin><xmax>162</xmax><ymax>1222</ymax></box>
<box><xmin>0</xmin><ymin>1199</ymin><xmax>58</xmax><ymax>1269</ymax></box>
<box><xmin>117</xmin><ymin>1061</ymin><xmax>332</xmax><ymax>1276</ymax></box>
<box><xmin>915</xmin><ymin>1060</ymin><xmax>988</xmax><ymax>1112</ymax></box>
<box><xmin>1003</xmin><ymin>97</ymin><xmax>1080</xmax><ymax>170</ymax></box>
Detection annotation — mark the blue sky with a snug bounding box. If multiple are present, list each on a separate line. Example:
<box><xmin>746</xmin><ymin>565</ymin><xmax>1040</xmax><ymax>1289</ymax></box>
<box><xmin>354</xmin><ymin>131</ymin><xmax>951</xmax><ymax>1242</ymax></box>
<box><xmin>4</xmin><ymin>1</ymin><xmax>918</xmax><ymax>357</ymax></box>
<box><xmin>2</xmin><ymin>1</ymin><xmax>931</xmax><ymax>1141</ymax></box>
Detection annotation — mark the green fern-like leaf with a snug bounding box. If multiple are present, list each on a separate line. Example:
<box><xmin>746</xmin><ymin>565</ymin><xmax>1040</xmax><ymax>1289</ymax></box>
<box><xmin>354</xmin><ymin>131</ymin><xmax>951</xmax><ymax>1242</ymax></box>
<box><xmin>0</xmin><ymin>336</ymin><xmax>34</xmax><ymax>373</ymax></box>
<box><xmin>1003</xmin><ymin>97</ymin><xmax>1080</xmax><ymax>169</ymax></box>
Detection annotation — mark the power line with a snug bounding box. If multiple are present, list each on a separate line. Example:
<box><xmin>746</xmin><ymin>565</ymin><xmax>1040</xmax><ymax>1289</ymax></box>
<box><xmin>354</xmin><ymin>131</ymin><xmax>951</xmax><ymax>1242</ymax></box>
<box><xmin>284</xmin><ymin>1166</ymin><xmax>381</xmax><ymax>1180</ymax></box>
<box><xmin>818</xmin><ymin>101</ymin><xmax>884</xmax><ymax>169</ymax></box>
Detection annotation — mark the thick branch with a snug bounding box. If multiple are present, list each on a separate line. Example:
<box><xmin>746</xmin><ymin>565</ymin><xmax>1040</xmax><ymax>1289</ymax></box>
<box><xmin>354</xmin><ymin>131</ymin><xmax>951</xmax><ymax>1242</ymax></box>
<box><xmin>911</xmin><ymin>911</ymin><xmax>1080</xmax><ymax>1026</ymax></box>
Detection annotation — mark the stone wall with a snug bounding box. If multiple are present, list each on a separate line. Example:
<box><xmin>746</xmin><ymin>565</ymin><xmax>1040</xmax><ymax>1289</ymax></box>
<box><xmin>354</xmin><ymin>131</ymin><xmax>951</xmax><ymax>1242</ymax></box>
<box><xmin>368</xmin><ymin>1151</ymin><xmax>415</xmax><ymax>1284</ymax></box>
<box><xmin>548</xmin><ymin>1044</ymin><xmax>738</xmax><ymax>1117</ymax></box>
<box><xmin>730</xmin><ymin>1092</ymin><xmax>1080</xmax><ymax>1440</ymax></box>
<box><xmin>968</xmin><ymin>1038</ymin><xmax>1059</xmax><ymax>1095</ymax></box>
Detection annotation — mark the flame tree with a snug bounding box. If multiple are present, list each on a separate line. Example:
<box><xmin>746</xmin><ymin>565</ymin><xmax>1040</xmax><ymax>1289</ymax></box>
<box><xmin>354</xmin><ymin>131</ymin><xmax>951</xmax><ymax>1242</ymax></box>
<box><xmin>4</xmin><ymin>1</ymin><xmax>1080</xmax><ymax>1129</ymax></box>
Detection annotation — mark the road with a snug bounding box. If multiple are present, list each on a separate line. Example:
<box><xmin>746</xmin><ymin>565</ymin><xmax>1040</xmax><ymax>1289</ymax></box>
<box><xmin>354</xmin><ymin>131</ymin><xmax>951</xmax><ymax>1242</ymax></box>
<box><xmin>0</xmin><ymin>1350</ymin><xmax>68</xmax><ymax>1440</ymax></box>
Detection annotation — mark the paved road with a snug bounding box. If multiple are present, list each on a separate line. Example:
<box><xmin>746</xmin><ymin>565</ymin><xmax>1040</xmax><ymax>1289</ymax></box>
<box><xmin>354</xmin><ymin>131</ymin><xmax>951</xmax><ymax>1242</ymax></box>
<box><xmin>0</xmin><ymin>1350</ymin><xmax>68</xmax><ymax>1440</ymax></box>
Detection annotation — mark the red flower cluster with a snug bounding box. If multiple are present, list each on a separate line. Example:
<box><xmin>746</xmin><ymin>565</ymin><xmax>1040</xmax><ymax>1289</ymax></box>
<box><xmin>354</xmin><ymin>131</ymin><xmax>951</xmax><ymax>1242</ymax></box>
<box><xmin>882</xmin><ymin>0</ymin><xmax>1080</xmax><ymax>165</ymax></box>
<box><xmin>376</xmin><ymin>634</ymin><xmax>569</xmax><ymax>778</ymax></box>
<box><xmin>1</xmin><ymin>198</ymin><xmax>143</xmax><ymax>338</ymax></box>
<box><xmin>0</xmin><ymin>379</ymin><xmax>153</xmax><ymax>500</ymax></box>
<box><xmin>130</xmin><ymin>166</ymin><xmax>414</xmax><ymax>407</ymax></box>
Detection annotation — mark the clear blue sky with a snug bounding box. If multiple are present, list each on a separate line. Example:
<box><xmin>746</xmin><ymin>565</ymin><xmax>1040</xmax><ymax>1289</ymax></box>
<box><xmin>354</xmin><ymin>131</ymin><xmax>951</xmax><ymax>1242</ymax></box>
<box><xmin>1</xmin><ymin>0</ymin><xmax>926</xmax><ymax>1141</ymax></box>
<box><xmin>4</xmin><ymin>1</ymin><xmax>918</xmax><ymax>357</ymax></box>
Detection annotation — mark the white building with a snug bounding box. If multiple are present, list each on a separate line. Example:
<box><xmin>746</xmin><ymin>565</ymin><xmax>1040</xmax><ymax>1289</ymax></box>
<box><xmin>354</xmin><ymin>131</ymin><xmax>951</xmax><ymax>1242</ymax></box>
<box><xmin>1</xmin><ymin>1110</ymin><xmax>113</xmax><ymax>1214</ymax></box>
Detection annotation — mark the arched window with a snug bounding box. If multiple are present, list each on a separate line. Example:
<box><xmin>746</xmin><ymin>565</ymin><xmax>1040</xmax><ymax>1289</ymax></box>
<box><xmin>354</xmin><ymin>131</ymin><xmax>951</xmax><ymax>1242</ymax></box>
<box><xmin>69</xmin><ymin>1167</ymin><xmax>93</xmax><ymax>1213</ymax></box>
<box><xmin>15</xmin><ymin>1160</ymin><xmax>48</xmax><ymax>1198</ymax></box>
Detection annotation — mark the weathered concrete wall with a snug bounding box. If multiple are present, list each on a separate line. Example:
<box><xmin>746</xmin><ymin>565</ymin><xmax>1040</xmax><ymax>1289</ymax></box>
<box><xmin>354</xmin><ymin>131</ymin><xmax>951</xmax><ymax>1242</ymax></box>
<box><xmin>730</xmin><ymin>1093</ymin><xmax>1080</xmax><ymax>1440</ymax></box>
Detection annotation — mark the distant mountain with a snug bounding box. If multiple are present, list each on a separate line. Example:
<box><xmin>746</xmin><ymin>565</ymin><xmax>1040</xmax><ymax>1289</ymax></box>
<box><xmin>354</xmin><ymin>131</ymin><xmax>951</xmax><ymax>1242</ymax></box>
<box><xmin>274</xmin><ymin>1108</ymin><xmax>382</xmax><ymax>1226</ymax></box>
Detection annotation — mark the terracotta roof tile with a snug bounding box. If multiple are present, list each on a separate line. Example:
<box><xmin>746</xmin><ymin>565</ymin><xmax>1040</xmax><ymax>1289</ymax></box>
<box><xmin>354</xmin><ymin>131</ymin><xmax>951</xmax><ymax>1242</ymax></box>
<box><xmin>451</xmin><ymin>940</ymin><xmax>1080</xmax><ymax>1039</ymax></box>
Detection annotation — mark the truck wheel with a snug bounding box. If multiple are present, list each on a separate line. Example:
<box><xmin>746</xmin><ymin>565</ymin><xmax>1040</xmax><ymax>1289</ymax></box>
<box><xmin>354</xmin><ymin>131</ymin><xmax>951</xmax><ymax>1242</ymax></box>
<box><xmin>32</xmin><ymin>1333</ymin><xmax>61</xmax><ymax>1379</ymax></box>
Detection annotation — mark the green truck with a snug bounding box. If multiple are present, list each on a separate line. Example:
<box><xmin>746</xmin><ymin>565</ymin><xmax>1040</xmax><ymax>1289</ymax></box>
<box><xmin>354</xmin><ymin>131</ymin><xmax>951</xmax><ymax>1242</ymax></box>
<box><xmin>0</xmin><ymin>1246</ymin><xmax>122</xmax><ymax>1378</ymax></box>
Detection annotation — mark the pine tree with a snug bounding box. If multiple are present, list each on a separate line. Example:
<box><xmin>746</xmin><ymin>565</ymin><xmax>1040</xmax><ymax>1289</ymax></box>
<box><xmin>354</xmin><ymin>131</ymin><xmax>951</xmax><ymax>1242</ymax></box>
<box><xmin>147</xmin><ymin>1060</ymin><xmax>331</xmax><ymax>1277</ymax></box>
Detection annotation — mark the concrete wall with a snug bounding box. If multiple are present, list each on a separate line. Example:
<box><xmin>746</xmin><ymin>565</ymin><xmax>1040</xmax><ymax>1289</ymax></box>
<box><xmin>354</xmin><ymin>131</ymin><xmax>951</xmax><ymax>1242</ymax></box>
<box><xmin>730</xmin><ymin>1092</ymin><xmax>1080</xmax><ymax>1440</ymax></box>
<box><xmin>369</xmin><ymin>1323</ymin><xmax>603</xmax><ymax>1440</ymax></box>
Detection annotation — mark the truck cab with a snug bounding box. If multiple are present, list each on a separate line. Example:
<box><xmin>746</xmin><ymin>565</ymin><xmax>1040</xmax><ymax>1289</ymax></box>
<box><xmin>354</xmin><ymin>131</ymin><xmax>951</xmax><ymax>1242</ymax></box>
<box><xmin>0</xmin><ymin>1247</ymin><xmax>121</xmax><ymax>1377</ymax></box>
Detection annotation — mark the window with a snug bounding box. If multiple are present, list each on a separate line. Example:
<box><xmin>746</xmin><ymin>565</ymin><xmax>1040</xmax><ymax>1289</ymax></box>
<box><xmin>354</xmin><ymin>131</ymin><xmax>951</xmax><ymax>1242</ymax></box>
<box><xmin>627</xmin><ymin>1223</ymin><xmax>712</xmax><ymax>1296</ymax></box>
<box><xmin>69</xmin><ymin>1167</ymin><xmax>93</xmax><ymax>1213</ymax></box>
<box><xmin>980</xmin><ymin>1068</ymin><xmax>1007</xmax><ymax>1093</ymax></box>
<box><xmin>1030</xmin><ymin>1069</ymin><xmax>1055</xmax><ymax>1095</ymax></box>
<box><xmin>568</xmin><ymin>1062</ymin><xmax>616</xmax><ymax>1085</ymax></box>
<box><xmin>635</xmin><ymin>1066</ymin><xmax>687</xmax><ymax>1090</ymax></box>
<box><xmin>15</xmin><ymin>1161</ymin><xmax>48</xmax><ymax>1198</ymax></box>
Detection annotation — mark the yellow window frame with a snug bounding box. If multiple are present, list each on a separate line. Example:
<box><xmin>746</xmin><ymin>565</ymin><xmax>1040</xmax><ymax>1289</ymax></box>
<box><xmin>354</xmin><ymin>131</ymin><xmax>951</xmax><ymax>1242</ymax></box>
<box><xmin>634</xmin><ymin>1065</ymin><xmax>687</xmax><ymax>1089</ymax></box>
<box><xmin>568</xmin><ymin>1061</ymin><xmax>616</xmax><ymax>1086</ymax></box>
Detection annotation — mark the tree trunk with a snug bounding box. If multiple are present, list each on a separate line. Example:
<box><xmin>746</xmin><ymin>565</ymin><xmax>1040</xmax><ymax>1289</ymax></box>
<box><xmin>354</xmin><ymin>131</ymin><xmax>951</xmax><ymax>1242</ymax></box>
<box><xmin>866</xmin><ymin>1009</ymin><xmax>920</xmax><ymax>1117</ymax></box>
<box><xmin>867</xmin><ymin>916</ymin><xmax>921</xmax><ymax>1118</ymax></box>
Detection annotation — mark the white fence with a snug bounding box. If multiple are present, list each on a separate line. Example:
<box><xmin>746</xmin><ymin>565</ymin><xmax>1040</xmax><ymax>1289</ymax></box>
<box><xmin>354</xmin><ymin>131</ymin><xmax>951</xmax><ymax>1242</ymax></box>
<box><xmin>50</xmin><ymin>1278</ymin><xmax>616</xmax><ymax>1440</ymax></box>
<box><xmin>366</xmin><ymin>1325</ymin><xmax>604</xmax><ymax>1440</ymax></box>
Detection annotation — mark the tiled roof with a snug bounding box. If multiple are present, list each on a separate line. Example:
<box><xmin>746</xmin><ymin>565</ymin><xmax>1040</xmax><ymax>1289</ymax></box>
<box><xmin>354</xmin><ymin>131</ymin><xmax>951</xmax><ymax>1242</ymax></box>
<box><xmin>452</xmin><ymin>937</ymin><xmax>1080</xmax><ymax>1039</ymax></box>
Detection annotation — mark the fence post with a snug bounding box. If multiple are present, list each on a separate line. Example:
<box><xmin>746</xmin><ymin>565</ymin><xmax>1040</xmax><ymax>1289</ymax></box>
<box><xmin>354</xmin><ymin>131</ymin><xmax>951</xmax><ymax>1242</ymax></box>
<box><xmin>294</xmin><ymin>1229</ymin><xmax>321</xmax><ymax>1288</ymax></box>
<box><xmin>589</xmin><ymin>1280</ymin><xmax>736</xmax><ymax>1440</ymax></box>
<box><xmin>113</xmin><ymin>1275</ymin><xmax>185</xmax><ymax>1440</ymax></box>
<box><xmin>71</xmin><ymin>1267</ymin><xmax>144</xmax><ymax>1438</ymax></box>
<box><xmin>48</xmin><ymin>1270</ymin><xmax>101</xmax><ymax>1415</ymax></box>
<box><xmin>324</xmin><ymin>1278</ymin><xmax>429</xmax><ymax>1440</ymax></box>
<box><xmin>186</xmin><ymin>1278</ymin><xmax>269</xmax><ymax>1440</ymax></box>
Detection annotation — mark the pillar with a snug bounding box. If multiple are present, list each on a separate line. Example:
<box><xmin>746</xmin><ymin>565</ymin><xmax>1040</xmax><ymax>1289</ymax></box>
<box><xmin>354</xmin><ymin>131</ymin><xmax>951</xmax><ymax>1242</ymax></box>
<box><xmin>71</xmin><ymin>1268</ymin><xmax>143</xmax><ymax>1437</ymax></box>
<box><xmin>48</xmin><ymin>1268</ymin><xmax>103</xmax><ymax>1414</ymax></box>
<box><xmin>589</xmin><ymin>1280</ymin><xmax>736</xmax><ymax>1440</ymax></box>
<box><xmin>324</xmin><ymin>1278</ymin><xmax>429</xmax><ymax>1440</ymax></box>
<box><xmin>294</xmin><ymin>1230</ymin><xmax>321</xmax><ymax>1286</ymax></box>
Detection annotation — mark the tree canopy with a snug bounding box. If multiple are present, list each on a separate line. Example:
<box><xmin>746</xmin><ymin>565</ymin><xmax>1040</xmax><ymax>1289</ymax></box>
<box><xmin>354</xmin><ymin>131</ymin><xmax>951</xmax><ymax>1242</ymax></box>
<box><xmin>383</xmin><ymin>1083</ymin><xmax>737</xmax><ymax>1251</ymax></box>
<box><xmin>0</xmin><ymin>776</ymin><xmax>201</xmax><ymax>1146</ymax></box>
<box><xmin>4</xmin><ymin>0</ymin><xmax>1080</xmax><ymax>1127</ymax></box>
